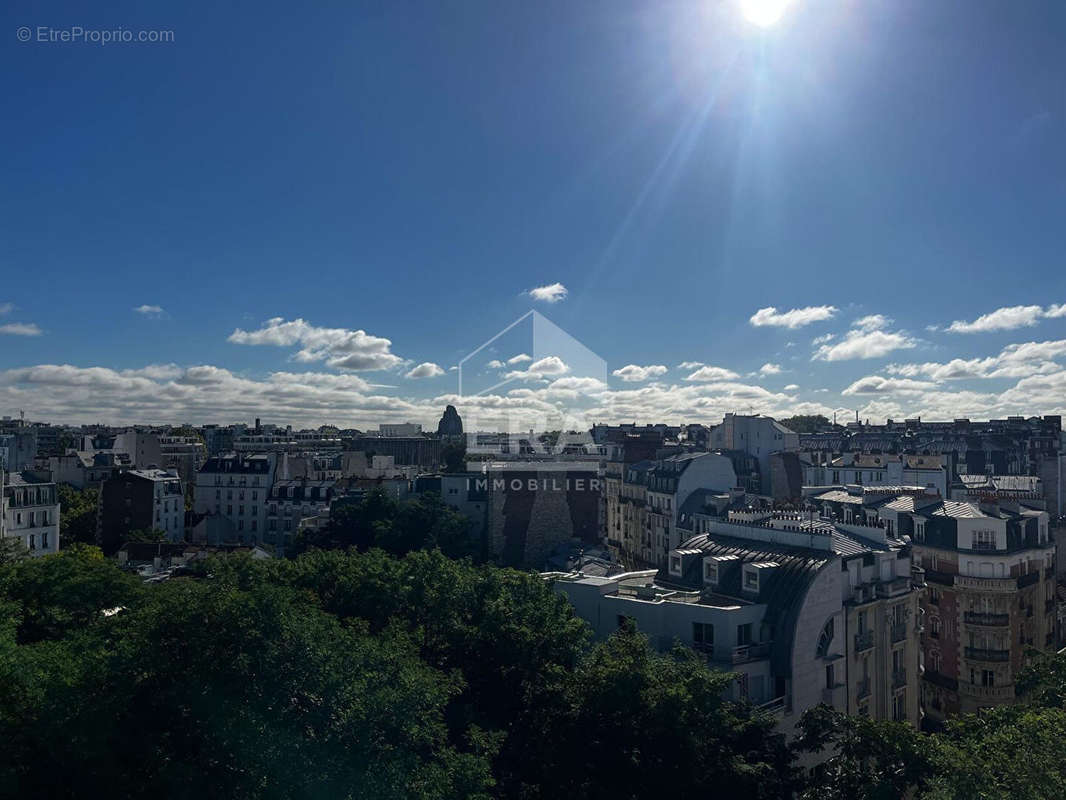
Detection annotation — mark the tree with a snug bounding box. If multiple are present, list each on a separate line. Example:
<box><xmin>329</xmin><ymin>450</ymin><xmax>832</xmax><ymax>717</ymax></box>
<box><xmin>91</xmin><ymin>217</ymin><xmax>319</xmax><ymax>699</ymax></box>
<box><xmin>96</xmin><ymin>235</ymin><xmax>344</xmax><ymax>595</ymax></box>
<box><xmin>778</xmin><ymin>414</ymin><xmax>834</xmax><ymax>434</ymax></box>
<box><xmin>125</xmin><ymin>528</ymin><xmax>168</xmax><ymax>543</ymax></box>
<box><xmin>0</xmin><ymin>544</ymin><xmax>142</xmax><ymax>644</ymax></box>
<box><xmin>441</xmin><ymin>440</ymin><xmax>467</xmax><ymax>473</ymax></box>
<box><xmin>56</xmin><ymin>484</ymin><xmax>99</xmax><ymax>548</ymax></box>
<box><xmin>0</xmin><ymin>575</ymin><xmax>495</xmax><ymax>799</ymax></box>
<box><xmin>793</xmin><ymin>705</ymin><xmax>935</xmax><ymax>800</ymax></box>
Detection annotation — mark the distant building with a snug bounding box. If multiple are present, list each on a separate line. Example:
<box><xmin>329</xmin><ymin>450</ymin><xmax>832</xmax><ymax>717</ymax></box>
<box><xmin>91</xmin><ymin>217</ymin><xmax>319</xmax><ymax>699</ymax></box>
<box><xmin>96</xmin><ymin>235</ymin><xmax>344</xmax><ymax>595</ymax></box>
<box><xmin>99</xmin><ymin>468</ymin><xmax>185</xmax><ymax>554</ymax></box>
<box><xmin>265</xmin><ymin>479</ymin><xmax>336</xmax><ymax>550</ymax></box>
<box><xmin>345</xmin><ymin>436</ymin><xmax>443</xmax><ymax>468</ymax></box>
<box><xmin>608</xmin><ymin>452</ymin><xmax>738</xmax><ymax>569</ymax></box>
<box><xmin>436</xmin><ymin>405</ymin><xmax>463</xmax><ymax>437</ymax></box>
<box><xmin>378</xmin><ymin>422</ymin><xmax>422</xmax><ymax>437</ymax></box>
<box><xmin>475</xmin><ymin>462</ymin><xmax>601</xmax><ymax>569</ymax></box>
<box><xmin>0</xmin><ymin>429</ymin><xmax>38</xmax><ymax>471</ymax></box>
<box><xmin>49</xmin><ymin>450</ymin><xmax>132</xmax><ymax>489</ymax></box>
<box><xmin>1</xmin><ymin>470</ymin><xmax>60</xmax><ymax>556</ymax></box>
<box><xmin>193</xmin><ymin>453</ymin><xmax>277</xmax><ymax>545</ymax></box>
<box><xmin>804</xmin><ymin>453</ymin><xmax>949</xmax><ymax>498</ymax></box>
<box><xmin>707</xmin><ymin>414</ymin><xmax>799</xmax><ymax>496</ymax></box>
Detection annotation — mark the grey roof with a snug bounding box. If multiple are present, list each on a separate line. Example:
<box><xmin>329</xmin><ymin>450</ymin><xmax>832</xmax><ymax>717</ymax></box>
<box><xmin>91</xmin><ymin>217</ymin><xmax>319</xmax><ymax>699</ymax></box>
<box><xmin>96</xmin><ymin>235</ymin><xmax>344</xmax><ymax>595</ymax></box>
<box><xmin>671</xmin><ymin>532</ymin><xmax>833</xmax><ymax>677</ymax></box>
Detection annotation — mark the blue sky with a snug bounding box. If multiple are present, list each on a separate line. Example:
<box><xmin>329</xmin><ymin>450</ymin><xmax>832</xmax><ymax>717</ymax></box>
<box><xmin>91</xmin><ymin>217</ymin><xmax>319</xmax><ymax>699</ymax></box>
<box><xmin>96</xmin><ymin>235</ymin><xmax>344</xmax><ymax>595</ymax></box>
<box><xmin>2</xmin><ymin>0</ymin><xmax>1065</xmax><ymax>428</ymax></box>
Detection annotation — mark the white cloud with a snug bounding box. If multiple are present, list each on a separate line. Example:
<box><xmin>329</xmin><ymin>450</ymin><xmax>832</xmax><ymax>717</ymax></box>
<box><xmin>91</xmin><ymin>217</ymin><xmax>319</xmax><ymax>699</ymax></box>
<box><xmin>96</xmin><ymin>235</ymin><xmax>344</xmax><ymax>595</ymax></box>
<box><xmin>0</xmin><ymin>323</ymin><xmax>42</xmax><ymax>337</ymax></box>
<box><xmin>486</xmin><ymin>360</ymin><xmax>505</xmax><ymax>369</ymax></box>
<box><xmin>612</xmin><ymin>364</ymin><xmax>668</xmax><ymax>382</ymax></box>
<box><xmin>228</xmin><ymin>317</ymin><xmax>405</xmax><ymax>371</ymax></box>
<box><xmin>685</xmin><ymin>365</ymin><xmax>741</xmax><ymax>382</ymax></box>
<box><xmin>812</xmin><ymin>333</ymin><xmax>835</xmax><ymax>345</ymax></box>
<box><xmin>852</xmin><ymin>314</ymin><xmax>890</xmax><ymax>332</ymax></box>
<box><xmin>784</xmin><ymin>383</ymin><xmax>800</xmax><ymax>391</ymax></box>
<box><xmin>813</xmin><ymin>329</ymin><xmax>917</xmax><ymax>361</ymax></box>
<box><xmin>946</xmin><ymin>304</ymin><xmax>1052</xmax><ymax>333</ymax></box>
<box><xmin>527</xmin><ymin>283</ymin><xmax>568</xmax><ymax>303</ymax></box>
<box><xmin>758</xmin><ymin>363</ymin><xmax>783</xmax><ymax>376</ymax></box>
<box><xmin>749</xmin><ymin>305</ymin><xmax>837</xmax><ymax>329</ymax></box>
<box><xmin>134</xmin><ymin>304</ymin><xmax>165</xmax><ymax>316</ymax></box>
<box><xmin>507</xmin><ymin>353</ymin><xmax>532</xmax><ymax>365</ymax></box>
<box><xmin>505</xmin><ymin>356</ymin><xmax>570</xmax><ymax>381</ymax></box>
<box><xmin>842</xmin><ymin>376</ymin><xmax>939</xmax><ymax>396</ymax></box>
<box><xmin>887</xmin><ymin>338</ymin><xmax>1066</xmax><ymax>382</ymax></box>
<box><xmin>405</xmin><ymin>362</ymin><xmax>445</xmax><ymax>379</ymax></box>
<box><xmin>1046</xmin><ymin>304</ymin><xmax>1066</xmax><ymax>319</ymax></box>
<box><xmin>677</xmin><ymin>361</ymin><xmax>704</xmax><ymax>369</ymax></box>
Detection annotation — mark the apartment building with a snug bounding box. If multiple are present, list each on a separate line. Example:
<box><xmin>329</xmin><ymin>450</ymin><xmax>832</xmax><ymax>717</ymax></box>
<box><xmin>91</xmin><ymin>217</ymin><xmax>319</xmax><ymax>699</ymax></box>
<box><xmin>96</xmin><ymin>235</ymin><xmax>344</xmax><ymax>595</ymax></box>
<box><xmin>707</xmin><ymin>414</ymin><xmax>799</xmax><ymax>496</ymax></box>
<box><xmin>609</xmin><ymin>452</ymin><xmax>737</xmax><ymax>569</ymax></box>
<box><xmin>812</xmin><ymin>484</ymin><xmax>1054</xmax><ymax>724</ymax></box>
<box><xmin>1</xmin><ymin>470</ymin><xmax>60</xmax><ymax>556</ymax></box>
<box><xmin>193</xmin><ymin>453</ymin><xmax>277</xmax><ymax>545</ymax></box>
<box><xmin>265</xmin><ymin>479</ymin><xmax>335</xmax><ymax>548</ymax></box>
<box><xmin>99</xmin><ymin>468</ymin><xmax>185</xmax><ymax>554</ymax></box>
<box><xmin>804</xmin><ymin>453</ymin><xmax>948</xmax><ymax>497</ymax></box>
<box><xmin>553</xmin><ymin>507</ymin><xmax>923</xmax><ymax>740</ymax></box>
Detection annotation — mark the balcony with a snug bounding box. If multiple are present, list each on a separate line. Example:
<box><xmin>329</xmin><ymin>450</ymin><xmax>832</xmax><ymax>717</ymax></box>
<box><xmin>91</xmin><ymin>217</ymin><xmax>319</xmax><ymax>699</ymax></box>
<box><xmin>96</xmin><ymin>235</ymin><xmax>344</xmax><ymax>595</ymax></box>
<box><xmin>925</xmin><ymin>569</ymin><xmax>955</xmax><ymax>587</ymax></box>
<box><xmin>890</xmin><ymin>622</ymin><xmax>909</xmax><ymax>643</ymax></box>
<box><xmin>876</xmin><ymin>577</ymin><xmax>913</xmax><ymax>599</ymax></box>
<box><xmin>955</xmin><ymin>575</ymin><xmax>1019</xmax><ymax>593</ymax></box>
<box><xmin>923</xmin><ymin>670</ymin><xmax>958</xmax><ymax>692</ymax></box>
<box><xmin>892</xmin><ymin>669</ymin><xmax>907</xmax><ymax>689</ymax></box>
<box><xmin>727</xmin><ymin>642</ymin><xmax>772</xmax><ymax>664</ymax></box>
<box><xmin>965</xmin><ymin>646</ymin><xmax>1010</xmax><ymax>663</ymax></box>
<box><xmin>857</xmin><ymin>678</ymin><xmax>871</xmax><ymax>700</ymax></box>
<box><xmin>757</xmin><ymin>696</ymin><xmax>787</xmax><ymax>716</ymax></box>
<box><xmin>958</xmin><ymin>682</ymin><xmax>1014</xmax><ymax>701</ymax></box>
<box><xmin>964</xmin><ymin>611</ymin><xmax>1010</xmax><ymax>627</ymax></box>
<box><xmin>854</xmin><ymin>630</ymin><xmax>874</xmax><ymax>652</ymax></box>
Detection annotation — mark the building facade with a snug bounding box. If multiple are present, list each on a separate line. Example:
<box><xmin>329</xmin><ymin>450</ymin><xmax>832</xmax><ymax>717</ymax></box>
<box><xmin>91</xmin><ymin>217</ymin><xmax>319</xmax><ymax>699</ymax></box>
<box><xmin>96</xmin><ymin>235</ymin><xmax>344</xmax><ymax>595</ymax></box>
<box><xmin>99</xmin><ymin>468</ymin><xmax>185</xmax><ymax>554</ymax></box>
<box><xmin>553</xmin><ymin>508</ymin><xmax>923</xmax><ymax>740</ymax></box>
<box><xmin>194</xmin><ymin>453</ymin><xmax>277</xmax><ymax>545</ymax></box>
<box><xmin>1</xmin><ymin>470</ymin><xmax>61</xmax><ymax>556</ymax></box>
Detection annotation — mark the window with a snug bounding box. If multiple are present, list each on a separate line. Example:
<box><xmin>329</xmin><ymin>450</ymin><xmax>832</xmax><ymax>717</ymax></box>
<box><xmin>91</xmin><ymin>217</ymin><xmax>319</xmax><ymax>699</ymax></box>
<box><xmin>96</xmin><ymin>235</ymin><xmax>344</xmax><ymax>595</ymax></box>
<box><xmin>929</xmin><ymin>588</ymin><xmax>940</xmax><ymax>605</ymax></box>
<box><xmin>744</xmin><ymin>570</ymin><xmax>759</xmax><ymax>590</ymax></box>
<box><xmin>737</xmin><ymin>623</ymin><xmax>752</xmax><ymax>646</ymax></box>
<box><xmin>930</xmin><ymin>616</ymin><xmax>941</xmax><ymax>638</ymax></box>
<box><xmin>972</xmin><ymin>530</ymin><xmax>996</xmax><ymax>551</ymax></box>
<box><xmin>929</xmin><ymin>650</ymin><xmax>941</xmax><ymax>673</ymax></box>
<box><xmin>825</xmin><ymin>664</ymin><xmax>835</xmax><ymax>690</ymax></box>
<box><xmin>670</xmin><ymin>556</ymin><xmax>681</xmax><ymax>573</ymax></box>
<box><xmin>692</xmin><ymin>622</ymin><xmax>714</xmax><ymax>650</ymax></box>
<box><xmin>892</xmin><ymin>691</ymin><xmax>906</xmax><ymax>722</ymax></box>
<box><xmin>817</xmin><ymin>618</ymin><xmax>835</xmax><ymax>658</ymax></box>
<box><xmin>981</xmin><ymin>669</ymin><xmax>995</xmax><ymax>687</ymax></box>
<box><xmin>42</xmin><ymin>532</ymin><xmax>49</xmax><ymax>549</ymax></box>
<box><xmin>29</xmin><ymin>535</ymin><xmax>36</xmax><ymax>550</ymax></box>
<box><xmin>705</xmin><ymin>562</ymin><xmax>718</xmax><ymax>583</ymax></box>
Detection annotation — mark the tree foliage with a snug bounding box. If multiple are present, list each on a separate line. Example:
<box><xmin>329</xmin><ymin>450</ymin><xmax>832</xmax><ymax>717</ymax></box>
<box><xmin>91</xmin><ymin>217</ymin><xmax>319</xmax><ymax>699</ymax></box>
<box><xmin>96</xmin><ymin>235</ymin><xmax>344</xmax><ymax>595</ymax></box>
<box><xmin>295</xmin><ymin>489</ymin><xmax>477</xmax><ymax>559</ymax></box>
<box><xmin>56</xmin><ymin>484</ymin><xmax>99</xmax><ymax>548</ymax></box>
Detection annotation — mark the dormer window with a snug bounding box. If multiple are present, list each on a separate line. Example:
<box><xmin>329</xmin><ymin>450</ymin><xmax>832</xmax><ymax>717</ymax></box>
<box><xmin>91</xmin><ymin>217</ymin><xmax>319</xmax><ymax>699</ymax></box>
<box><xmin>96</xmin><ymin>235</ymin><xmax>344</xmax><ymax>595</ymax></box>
<box><xmin>705</xmin><ymin>562</ymin><xmax>718</xmax><ymax>583</ymax></box>
<box><xmin>744</xmin><ymin>570</ymin><xmax>759</xmax><ymax>590</ymax></box>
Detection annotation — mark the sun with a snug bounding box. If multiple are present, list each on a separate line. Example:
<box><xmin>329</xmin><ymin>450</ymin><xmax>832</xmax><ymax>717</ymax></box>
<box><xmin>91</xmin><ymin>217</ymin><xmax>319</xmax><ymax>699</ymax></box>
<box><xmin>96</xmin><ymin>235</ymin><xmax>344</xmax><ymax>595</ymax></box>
<box><xmin>739</xmin><ymin>0</ymin><xmax>791</xmax><ymax>27</ymax></box>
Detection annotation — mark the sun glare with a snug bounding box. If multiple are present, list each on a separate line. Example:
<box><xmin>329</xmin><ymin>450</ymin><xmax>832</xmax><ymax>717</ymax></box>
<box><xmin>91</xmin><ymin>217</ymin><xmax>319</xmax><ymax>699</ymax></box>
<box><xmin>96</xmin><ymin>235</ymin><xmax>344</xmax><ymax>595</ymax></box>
<box><xmin>739</xmin><ymin>0</ymin><xmax>790</xmax><ymax>27</ymax></box>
